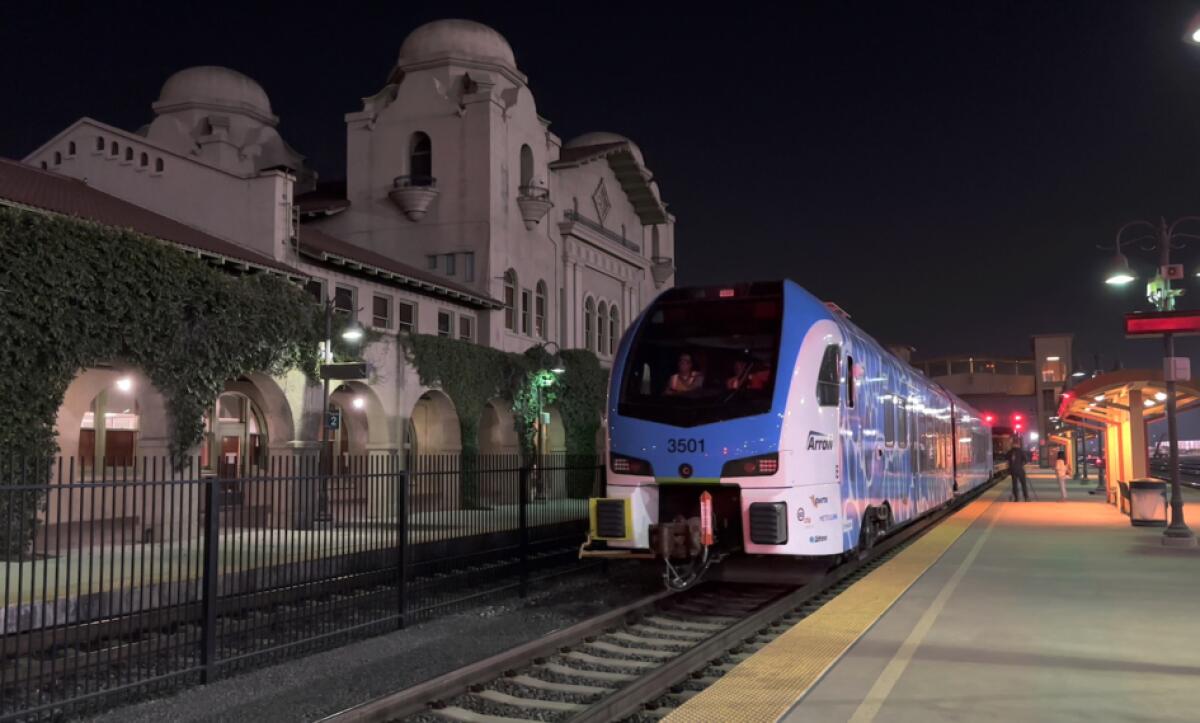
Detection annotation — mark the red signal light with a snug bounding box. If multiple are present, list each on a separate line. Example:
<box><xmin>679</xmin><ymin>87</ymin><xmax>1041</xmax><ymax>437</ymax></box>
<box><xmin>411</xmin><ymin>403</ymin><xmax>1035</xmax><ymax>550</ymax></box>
<box><xmin>983</xmin><ymin>413</ymin><xmax>995</xmax><ymax>424</ymax></box>
<box><xmin>1013</xmin><ymin>413</ymin><xmax>1023</xmax><ymax>422</ymax></box>
<box><xmin>719</xmin><ymin>288</ymin><xmax>736</xmax><ymax>298</ymax></box>
<box><xmin>1015</xmin><ymin>422</ymin><xmax>1024</xmax><ymax>431</ymax></box>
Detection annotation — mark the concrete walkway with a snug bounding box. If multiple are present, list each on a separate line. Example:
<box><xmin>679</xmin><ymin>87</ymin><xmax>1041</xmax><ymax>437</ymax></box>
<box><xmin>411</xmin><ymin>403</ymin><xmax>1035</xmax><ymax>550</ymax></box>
<box><xmin>783</xmin><ymin>470</ymin><xmax>1200</xmax><ymax>722</ymax></box>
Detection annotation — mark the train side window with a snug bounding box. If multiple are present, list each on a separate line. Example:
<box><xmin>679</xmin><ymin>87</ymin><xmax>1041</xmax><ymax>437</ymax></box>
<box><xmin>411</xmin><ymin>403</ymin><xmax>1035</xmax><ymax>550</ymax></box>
<box><xmin>817</xmin><ymin>344</ymin><xmax>840</xmax><ymax>406</ymax></box>
<box><xmin>846</xmin><ymin>355</ymin><xmax>855</xmax><ymax>408</ymax></box>
<box><xmin>884</xmin><ymin>394</ymin><xmax>896</xmax><ymax>446</ymax></box>
<box><xmin>898</xmin><ymin>396</ymin><xmax>909</xmax><ymax>448</ymax></box>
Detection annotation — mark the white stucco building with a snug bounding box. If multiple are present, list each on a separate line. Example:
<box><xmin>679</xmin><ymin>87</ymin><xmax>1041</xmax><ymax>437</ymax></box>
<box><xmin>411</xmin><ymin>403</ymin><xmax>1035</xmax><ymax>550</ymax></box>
<box><xmin>16</xmin><ymin>18</ymin><xmax>676</xmax><ymax>516</ymax></box>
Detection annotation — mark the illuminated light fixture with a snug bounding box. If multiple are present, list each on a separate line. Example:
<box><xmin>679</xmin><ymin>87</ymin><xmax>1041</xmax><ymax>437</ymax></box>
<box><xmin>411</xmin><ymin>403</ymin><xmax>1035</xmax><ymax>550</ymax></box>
<box><xmin>718</xmin><ymin>288</ymin><xmax>736</xmax><ymax>298</ymax></box>
<box><xmin>1105</xmin><ymin>251</ymin><xmax>1136</xmax><ymax>285</ymax></box>
<box><xmin>1029</xmin><ymin>432</ymin><xmax>1039</xmax><ymax>441</ymax></box>
<box><xmin>341</xmin><ymin>322</ymin><xmax>365</xmax><ymax>342</ymax></box>
<box><xmin>1094</xmin><ymin>394</ymin><xmax>1105</xmax><ymax>402</ymax></box>
<box><xmin>352</xmin><ymin>397</ymin><xmax>365</xmax><ymax>410</ymax></box>
<box><xmin>1072</xmin><ymin>369</ymin><xmax>1087</xmax><ymax>378</ymax></box>
<box><xmin>1155</xmin><ymin>391</ymin><xmax>1168</xmax><ymax>401</ymax></box>
<box><xmin>116</xmin><ymin>377</ymin><xmax>133</xmax><ymax>392</ymax></box>
<box><xmin>1144</xmin><ymin>398</ymin><xmax>1155</xmax><ymax>408</ymax></box>
<box><xmin>1193</xmin><ymin>27</ymin><xmax>1200</xmax><ymax>43</ymax></box>
<box><xmin>1046</xmin><ymin>356</ymin><xmax>1061</xmax><ymax>362</ymax></box>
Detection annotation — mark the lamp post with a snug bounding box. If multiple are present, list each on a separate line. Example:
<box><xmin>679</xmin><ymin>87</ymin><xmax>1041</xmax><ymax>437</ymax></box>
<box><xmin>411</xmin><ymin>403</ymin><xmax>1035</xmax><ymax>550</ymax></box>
<box><xmin>316</xmin><ymin>299</ymin><xmax>364</xmax><ymax>522</ymax></box>
<box><xmin>530</xmin><ymin>342</ymin><xmax>565</xmax><ymax>502</ymax></box>
<box><xmin>1102</xmin><ymin>217</ymin><xmax>1200</xmax><ymax>547</ymax></box>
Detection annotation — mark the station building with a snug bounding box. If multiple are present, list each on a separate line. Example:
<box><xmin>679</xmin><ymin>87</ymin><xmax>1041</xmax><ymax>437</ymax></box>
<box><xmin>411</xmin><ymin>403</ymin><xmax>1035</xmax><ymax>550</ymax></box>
<box><xmin>11</xmin><ymin>19</ymin><xmax>676</xmax><ymax>520</ymax></box>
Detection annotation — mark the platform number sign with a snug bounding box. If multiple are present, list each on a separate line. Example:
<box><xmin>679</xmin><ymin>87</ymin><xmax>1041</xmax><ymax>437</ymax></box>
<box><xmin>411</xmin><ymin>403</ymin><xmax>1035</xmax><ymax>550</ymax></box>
<box><xmin>326</xmin><ymin>409</ymin><xmax>341</xmax><ymax>431</ymax></box>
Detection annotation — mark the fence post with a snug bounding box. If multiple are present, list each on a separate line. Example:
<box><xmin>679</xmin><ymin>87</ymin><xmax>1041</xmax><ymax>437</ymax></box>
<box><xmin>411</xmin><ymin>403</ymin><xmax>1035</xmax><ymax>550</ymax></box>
<box><xmin>519</xmin><ymin>463</ymin><xmax>530</xmax><ymax>598</ymax></box>
<box><xmin>396</xmin><ymin>458</ymin><xmax>408</xmax><ymax>629</ymax></box>
<box><xmin>200</xmin><ymin>472</ymin><xmax>220</xmax><ymax>683</ymax></box>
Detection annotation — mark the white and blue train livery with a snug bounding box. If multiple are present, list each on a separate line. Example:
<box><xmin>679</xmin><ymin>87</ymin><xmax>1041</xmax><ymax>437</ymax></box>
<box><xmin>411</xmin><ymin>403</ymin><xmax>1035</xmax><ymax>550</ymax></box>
<box><xmin>583</xmin><ymin>280</ymin><xmax>992</xmax><ymax>587</ymax></box>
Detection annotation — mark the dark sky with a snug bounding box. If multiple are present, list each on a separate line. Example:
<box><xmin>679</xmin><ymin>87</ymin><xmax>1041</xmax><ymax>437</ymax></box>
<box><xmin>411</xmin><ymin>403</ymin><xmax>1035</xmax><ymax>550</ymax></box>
<box><xmin>6</xmin><ymin>1</ymin><xmax>1200</xmax><ymax>368</ymax></box>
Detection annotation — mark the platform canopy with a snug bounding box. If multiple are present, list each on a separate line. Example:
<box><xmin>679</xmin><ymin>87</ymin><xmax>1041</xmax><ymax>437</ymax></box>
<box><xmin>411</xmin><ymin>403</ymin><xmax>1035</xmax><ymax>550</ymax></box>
<box><xmin>1056</xmin><ymin>369</ymin><xmax>1200</xmax><ymax>496</ymax></box>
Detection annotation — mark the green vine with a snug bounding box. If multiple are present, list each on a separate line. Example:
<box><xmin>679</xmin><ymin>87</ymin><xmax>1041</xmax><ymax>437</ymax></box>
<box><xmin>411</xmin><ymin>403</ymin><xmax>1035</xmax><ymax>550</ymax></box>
<box><xmin>0</xmin><ymin>207</ymin><xmax>322</xmax><ymax>553</ymax></box>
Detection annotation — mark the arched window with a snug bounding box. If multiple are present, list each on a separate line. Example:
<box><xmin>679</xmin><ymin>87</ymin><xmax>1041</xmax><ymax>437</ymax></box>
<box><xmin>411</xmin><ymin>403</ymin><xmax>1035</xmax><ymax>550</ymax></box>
<box><xmin>609</xmin><ymin>305</ymin><xmax>619</xmax><ymax>355</ymax></box>
<box><xmin>535</xmin><ymin>280</ymin><xmax>547</xmax><ymax>339</ymax></box>
<box><xmin>96</xmin><ymin>136</ymin><xmax>105</xmax><ymax>152</ymax></box>
<box><xmin>652</xmin><ymin>226</ymin><xmax>661</xmax><ymax>259</ymax></box>
<box><xmin>53</xmin><ymin>152</ymin><xmax>61</xmax><ymax>165</ymax></box>
<box><xmin>140</xmin><ymin>152</ymin><xmax>148</xmax><ymax>167</ymax></box>
<box><xmin>519</xmin><ymin>144</ymin><xmax>533</xmax><ymax>188</ymax></box>
<box><xmin>125</xmin><ymin>147</ymin><xmax>133</xmax><ymax>162</ymax></box>
<box><xmin>503</xmin><ymin>269</ymin><xmax>517</xmax><ymax>331</ymax></box>
<box><xmin>584</xmin><ymin>297</ymin><xmax>595</xmax><ymax>351</ymax></box>
<box><xmin>110</xmin><ymin>141</ymin><xmax>118</xmax><ymax>156</ymax></box>
<box><xmin>597</xmin><ymin>301</ymin><xmax>608</xmax><ymax>355</ymax></box>
<box><xmin>68</xmin><ymin>141</ymin><xmax>76</xmax><ymax>156</ymax></box>
<box><xmin>155</xmin><ymin>158</ymin><xmax>164</xmax><ymax>173</ymax></box>
<box><xmin>410</xmin><ymin>132</ymin><xmax>432</xmax><ymax>183</ymax></box>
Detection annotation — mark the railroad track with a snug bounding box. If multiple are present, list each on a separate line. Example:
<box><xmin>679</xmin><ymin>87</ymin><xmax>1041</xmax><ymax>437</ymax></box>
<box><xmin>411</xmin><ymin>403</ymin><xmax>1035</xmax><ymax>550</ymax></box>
<box><xmin>322</xmin><ymin>477</ymin><xmax>999</xmax><ymax>723</ymax></box>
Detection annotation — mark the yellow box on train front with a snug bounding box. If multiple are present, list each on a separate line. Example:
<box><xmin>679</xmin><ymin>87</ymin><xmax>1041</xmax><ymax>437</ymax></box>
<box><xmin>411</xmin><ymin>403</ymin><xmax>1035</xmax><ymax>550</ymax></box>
<box><xmin>589</xmin><ymin>498</ymin><xmax>633</xmax><ymax>540</ymax></box>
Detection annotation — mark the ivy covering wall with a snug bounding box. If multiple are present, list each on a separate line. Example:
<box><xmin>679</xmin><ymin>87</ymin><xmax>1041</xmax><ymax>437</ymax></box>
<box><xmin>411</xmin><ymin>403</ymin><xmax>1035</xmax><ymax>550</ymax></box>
<box><xmin>0</xmin><ymin>206</ymin><xmax>322</xmax><ymax>553</ymax></box>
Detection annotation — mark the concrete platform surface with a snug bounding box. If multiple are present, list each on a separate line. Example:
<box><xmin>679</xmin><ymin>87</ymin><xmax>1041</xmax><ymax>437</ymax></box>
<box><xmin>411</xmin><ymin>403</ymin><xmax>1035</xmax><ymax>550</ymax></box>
<box><xmin>782</xmin><ymin>471</ymin><xmax>1200</xmax><ymax>722</ymax></box>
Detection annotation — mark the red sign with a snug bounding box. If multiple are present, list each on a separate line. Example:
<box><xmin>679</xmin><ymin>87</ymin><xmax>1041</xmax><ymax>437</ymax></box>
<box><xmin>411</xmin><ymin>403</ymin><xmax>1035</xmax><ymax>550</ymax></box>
<box><xmin>1125</xmin><ymin>311</ymin><xmax>1200</xmax><ymax>337</ymax></box>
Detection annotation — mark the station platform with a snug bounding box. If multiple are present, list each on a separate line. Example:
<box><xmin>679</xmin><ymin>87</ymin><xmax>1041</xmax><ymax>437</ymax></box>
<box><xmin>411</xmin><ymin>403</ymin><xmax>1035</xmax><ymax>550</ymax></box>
<box><xmin>667</xmin><ymin>470</ymin><xmax>1200</xmax><ymax>722</ymax></box>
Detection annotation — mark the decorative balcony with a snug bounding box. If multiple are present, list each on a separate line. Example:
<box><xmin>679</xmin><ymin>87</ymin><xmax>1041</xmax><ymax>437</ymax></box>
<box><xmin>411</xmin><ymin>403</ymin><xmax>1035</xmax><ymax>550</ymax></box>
<box><xmin>389</xmin><ymin>175</ymin><xmax>438</xmax><ymax>221</ymax></box>
<box><xmin>517</xmin><ymin>184</ymin><xmax>553</xmax><ymax>230</ymax></box>
<box><xmin>651</xmin><ymin>256</ymin><xmax>675</xmax><ymax>287</ymax></box>
<box><xmin>561</xmin><ymin>209</ymin><xmax>641</xmax><ymax>253</ymax></box>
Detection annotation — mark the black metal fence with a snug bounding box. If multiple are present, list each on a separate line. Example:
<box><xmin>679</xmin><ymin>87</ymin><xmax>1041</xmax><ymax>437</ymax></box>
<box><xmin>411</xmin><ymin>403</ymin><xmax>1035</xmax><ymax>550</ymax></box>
<box><xmin>0</xmin><ymin>453</ymin><xmax>602</xmax><ymax>721</ymax></box>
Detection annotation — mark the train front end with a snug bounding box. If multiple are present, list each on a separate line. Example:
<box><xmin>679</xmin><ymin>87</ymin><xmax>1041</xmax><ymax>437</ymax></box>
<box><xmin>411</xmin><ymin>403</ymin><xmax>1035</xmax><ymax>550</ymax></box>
<box><xmin>581</xmin><ymin>281</ymin><xmax>844</xmax><ymax>588</ymax></box>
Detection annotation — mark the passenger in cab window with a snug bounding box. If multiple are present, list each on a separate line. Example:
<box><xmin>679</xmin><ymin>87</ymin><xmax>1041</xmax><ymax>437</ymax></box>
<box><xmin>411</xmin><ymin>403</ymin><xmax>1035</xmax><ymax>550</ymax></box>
<box><xmin>664</xmin><ymin>353</ymin><xmax>704</xmax><ymax>395</ymax></box>
<box><xmin>726</xmin><ymin>354</ymin><xmax>770</xmax><ymax>391</ymax></box>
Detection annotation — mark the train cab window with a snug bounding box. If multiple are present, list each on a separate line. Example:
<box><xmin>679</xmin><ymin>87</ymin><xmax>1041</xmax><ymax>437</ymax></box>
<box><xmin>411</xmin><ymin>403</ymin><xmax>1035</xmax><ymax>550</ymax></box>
<box><xmin>846</xmin><ymin>355</ymin><xmax>855</xmax><ymax>408</ymax></box>
<box><xmin>884</xmin><ymin>394</ymin><xmax>896</xmax><ymax>447</ymax></box>
<box><xmin>617</xmin><ymin>283</ymin><xmax>783</xmax><ymax>428</ymax></box>
<box><xmin>817</xmin><ymin>345</ymin><xmax>840</xmax><ymax>407</ymax></box>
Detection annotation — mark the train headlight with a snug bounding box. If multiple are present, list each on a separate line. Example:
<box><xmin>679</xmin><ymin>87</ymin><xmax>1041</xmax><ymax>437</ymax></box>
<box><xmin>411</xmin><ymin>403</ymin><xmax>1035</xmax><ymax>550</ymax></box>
<box><xmin>610</xmin><ymin>453</ymin><xmax>653</xmax><ymax>476</ymax></box>
<box><xmin>721</xmin><ymin>452</ymin><xmax>779</xmax><ymax>477</ymax></box>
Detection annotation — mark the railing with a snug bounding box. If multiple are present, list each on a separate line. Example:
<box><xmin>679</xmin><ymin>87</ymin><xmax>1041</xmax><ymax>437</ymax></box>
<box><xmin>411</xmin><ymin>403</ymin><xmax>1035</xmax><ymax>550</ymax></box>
<box><xmin>0</xmin><ymin>452</ymin><xmax>601</xmax><ymax>721</ymax></box>
<box><xmin>562</xmin><ymin>209</ymin><xmax>641</xmax><ymax>253</ymax></box>
<box><xmin>393</xmin><ymin>175</ymin><xmax>437</xmax><ymax>189</ymax></box>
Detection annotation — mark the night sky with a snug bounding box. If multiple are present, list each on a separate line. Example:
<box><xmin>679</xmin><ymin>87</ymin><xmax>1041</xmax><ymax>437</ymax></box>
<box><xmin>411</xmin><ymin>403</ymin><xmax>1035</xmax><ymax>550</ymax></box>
<box><xmin>6</xmin><ymin>1</ymin><xmax>1200</xmax><ymax>369</ymax></box>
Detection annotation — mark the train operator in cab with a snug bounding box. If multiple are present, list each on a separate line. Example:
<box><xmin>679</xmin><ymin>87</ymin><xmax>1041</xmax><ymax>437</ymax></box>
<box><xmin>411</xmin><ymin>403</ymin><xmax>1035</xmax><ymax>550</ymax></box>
<box><xmin>726</xmin><ymin>356</ymin><xmax>770</xmax><ymax>391</ymax></box>
<box><xmin>665</xmin><ymin>352</ymin><xmax>704</xmax><ymax>395</ymax></box>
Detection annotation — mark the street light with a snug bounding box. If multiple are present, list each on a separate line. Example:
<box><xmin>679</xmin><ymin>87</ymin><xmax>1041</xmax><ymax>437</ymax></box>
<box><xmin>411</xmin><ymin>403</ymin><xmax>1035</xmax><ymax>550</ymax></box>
<box><xmin>316</xmin><ymin>299</ymin><xmax>364</xmax><ymax>522</ymax></box>
<box><xmin>1100</xmin><ymin>217</ymin><xmax>1200</xmax><ymax>547</ymax></box>
<box><xmin>530</xmin><ymin>342</ymin><xmax>565</xmax><ymax>501</ymax></box>
<box><xmin>1104</xmin><ymin>251</ymin><xmax>1136</xmax><ymax>286</ymax></box>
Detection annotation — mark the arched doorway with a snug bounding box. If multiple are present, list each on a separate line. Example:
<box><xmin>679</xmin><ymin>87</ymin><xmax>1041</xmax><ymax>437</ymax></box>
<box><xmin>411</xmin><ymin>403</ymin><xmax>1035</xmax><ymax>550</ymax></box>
<box><xmin>202</xmin><ymin>391</ymin><xmax>269</xmax><ymax>479</ymax></box>
<box><xmin>78</xmin><ymin>379</ymin><xmax>140</xmax><ymax>470</ymax></box>
<box><xmin>408</xmin><ymin>390</ymin><xmax>462</xmax><ymax>511</ymax></box>
<box><xmin>479</xmin><ymin>400</ymin><xmax>520</xmax><ymax>504</ymax></box>
<box><xmin>409</xmin><ymin>390</ymin><xmax>461</xmax><ymax>457</ymax></box>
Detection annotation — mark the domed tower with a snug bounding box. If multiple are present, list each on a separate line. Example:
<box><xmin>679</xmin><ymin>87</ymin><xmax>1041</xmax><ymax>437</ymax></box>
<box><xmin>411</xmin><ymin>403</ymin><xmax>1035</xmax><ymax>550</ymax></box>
<box><xmin>145</xmin><ymin>66</ymin><xmax>313</xmax><ymax>186</ymax></box>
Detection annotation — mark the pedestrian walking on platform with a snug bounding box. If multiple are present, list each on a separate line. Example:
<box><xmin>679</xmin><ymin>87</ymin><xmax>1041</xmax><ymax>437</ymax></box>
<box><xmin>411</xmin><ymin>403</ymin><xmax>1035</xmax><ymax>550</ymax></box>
<box><xmin>1054</xmin><ymin>450</ymin><xmax>1072</xmax><ymax>501</ymax></box>
<box><xmin>1007</xmin><ymin>439</ymin><xmax>1030</xmax><ymax>501</ymax></box>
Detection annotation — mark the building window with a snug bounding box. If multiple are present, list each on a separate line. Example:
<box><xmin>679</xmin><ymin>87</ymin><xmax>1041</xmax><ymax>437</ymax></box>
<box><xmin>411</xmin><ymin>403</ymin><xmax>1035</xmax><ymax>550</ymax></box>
<box><xmin>40</xmin><ymin>161</ymin><xmax>47</xmax><ymax>170</ymax></box>
<box><xmin>427</xmin><ymin>255</ymin><xmax>438</xmax><ymax>270</ymax></box>
<box><xmin>53</xmin><ymin>152</ymin><xmax>61</xmax><ymax>165</ymax></box>
<box><xmin>609</xmin><ymin>305</ymin><xmax>619</xmax><ymax>355</ymax></box>
<box><xmin>410</xmin><ymin>132</ymin><xmax>432</xmax><ymax>182</ymax></box>
<box><xmin>584</xmin><ymin>297</ymin><xmax>595</xmax><ymax>351</ymax></box>
<box><xmin>1041</xmin><ymin>358</ymin><xmax>1065</xmax><ymax>383</ymax></box>
<box><xmin>140</xmin><ymin>152</ymin><xmax>148</xmax><ymax>167</ymax></box>
<box><xmin>398</xmin><ymin>301</ymin><xmax>416</xmax><ymax>334</ymax></box>
<box><xmin>125</xmin><ymin>147</ymin><xmax>133</xmax><ymax>162</ymax></box>
<box><xmin>67</xmin><ymin>141</ymin><xmax>76</xmax><ymax>156</ymax></box>
<box><xmin>96</xmin><ymin>136</ymin><xmax>105</xmax><ymax>152</ymax></box>
<box><xmin>372</xmin><ymin>295</ymin><xmax>392</xmax><ymax>329</ymax></box>
<box><xmin>334</xmin><ymin>285</ymin><xmax>355</xmax><ymax>317</ymax></box>
<box><xmin>110</xmin><ymin>141</ymin><xmax>118</xmax><ymax>156</ymax></box>
<box><xmin>519</xmin><ymin>144</ymin><xmax>534</xmax><ymax>187</ymax></box>
<box><xmin>155</xmin><ymin>157</ymin><xmax>164</xmax><ymax>173</ymax></box>
<box><xmin>444</xmin><ymin>254</ymin><xmax>456</xmax><ymax>276</ymax></box>
<box><xmin>535</xmin><ymin>281</ymin><xmax>547</xmax><ymax>339</ymax></box>
<box><xmin>459</xmin><ymin>315</ymin><xmax>474</xmax><ymax>342</ymax></box>
<box><xmin>462</xmin><ymin>252</ymin><xmax>475</xmax><ymax>282</ymax></box>
<box><xmin>521</xmin><ymin>289</ymin><xmax>532</xmax><ymax>335</ymax></box>
<box><xmin>503</xmin><ymin>269</ymin><xmax>517</xmax><ymax>331</ymax></box>
<box><xmin>437</xmin><ymin>311</ymin><xmax>452</xmax><ymax>337</ymax></box>
<box><xmin>304</xmin><ymin>278</ymin><xmax>325</xmax><ymax>304</ymax></box>
<box><xmin>597</xmin><ymin>301</ymin><xmax>608</xmax><ymax>354</ymax></box>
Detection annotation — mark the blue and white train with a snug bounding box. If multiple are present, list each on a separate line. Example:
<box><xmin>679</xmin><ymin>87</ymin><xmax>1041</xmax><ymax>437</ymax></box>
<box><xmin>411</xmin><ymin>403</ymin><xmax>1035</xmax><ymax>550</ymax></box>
<box><xmin>583</xmin><ymin>281</ymin><xmax>993</xmax><ymax>587</ymax></box>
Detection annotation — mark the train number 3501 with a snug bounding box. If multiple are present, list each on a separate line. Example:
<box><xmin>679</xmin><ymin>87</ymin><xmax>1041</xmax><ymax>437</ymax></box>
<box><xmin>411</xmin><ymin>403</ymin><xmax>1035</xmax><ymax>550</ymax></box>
<box><xmin>666</xmin><ymin>438</ymin><xmax>705</xmax><ymax>454</ymax></box>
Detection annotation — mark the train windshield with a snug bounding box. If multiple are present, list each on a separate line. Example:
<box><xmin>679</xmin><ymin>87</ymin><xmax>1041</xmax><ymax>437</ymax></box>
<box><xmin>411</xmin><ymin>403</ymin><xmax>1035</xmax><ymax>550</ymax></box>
<box><xmin>618</xmin><ymin>286</ymin><xmax>783</xmax><ymax>428</ymax></box>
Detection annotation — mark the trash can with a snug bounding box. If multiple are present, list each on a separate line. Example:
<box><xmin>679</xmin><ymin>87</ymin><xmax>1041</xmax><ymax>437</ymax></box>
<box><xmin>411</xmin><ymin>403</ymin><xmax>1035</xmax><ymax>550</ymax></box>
<box><xmin>1128</xmin><ymin>479</ymin><xmax>1168</xmax><ymax>527</ymax></box>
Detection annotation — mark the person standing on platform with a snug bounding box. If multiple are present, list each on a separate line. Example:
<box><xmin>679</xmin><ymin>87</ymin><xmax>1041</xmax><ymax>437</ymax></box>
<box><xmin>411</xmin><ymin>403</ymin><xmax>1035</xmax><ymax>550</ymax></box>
<box><xmin>1007</xmin><ymin>438</ymin><xmax>1030</xmax><ymax>501</ymax></box>
<box><xmin>1054</xmin><ymin>450</ymin><xmax>1072</xmax><ymax>501</ymax></box>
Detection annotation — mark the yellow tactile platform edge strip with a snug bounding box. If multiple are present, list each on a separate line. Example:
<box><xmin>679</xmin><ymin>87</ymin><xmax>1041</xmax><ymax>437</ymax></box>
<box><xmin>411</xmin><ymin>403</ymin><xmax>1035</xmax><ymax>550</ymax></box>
<box><xmin>664</xmin><ymin>486</ymin><xmax>1003</xmax><ymax>723</ymax></box>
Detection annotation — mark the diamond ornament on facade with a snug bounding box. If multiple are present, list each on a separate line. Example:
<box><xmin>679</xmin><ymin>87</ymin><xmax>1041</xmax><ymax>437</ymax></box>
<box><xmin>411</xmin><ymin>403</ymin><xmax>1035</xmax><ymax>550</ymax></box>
<box><xmin>592</xmin><ymin>178</ymin><xmax>611</xmax><ymax>225</ymax></box>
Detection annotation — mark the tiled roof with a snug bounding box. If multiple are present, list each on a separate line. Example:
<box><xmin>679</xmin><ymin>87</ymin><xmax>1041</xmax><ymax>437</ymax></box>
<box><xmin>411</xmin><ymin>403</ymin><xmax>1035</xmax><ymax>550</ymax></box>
<box><xmin>553</xmin><ymin>142</ymin><xmax>627</xmax><ymax>165</ymax></box>
<box><xmin>0</xmin><ymin>157</ymin><xmax>301</xmax><ymax>275</ymax></box>
<box><xmin>296</xmin><ymin>181</ymin><xmax>350</xmax><ymax>216</ymax></box>
<box><xmin>296</xmin><ymin>225</ymin><xmax>502</xmax><ymax>309</ymax></box>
